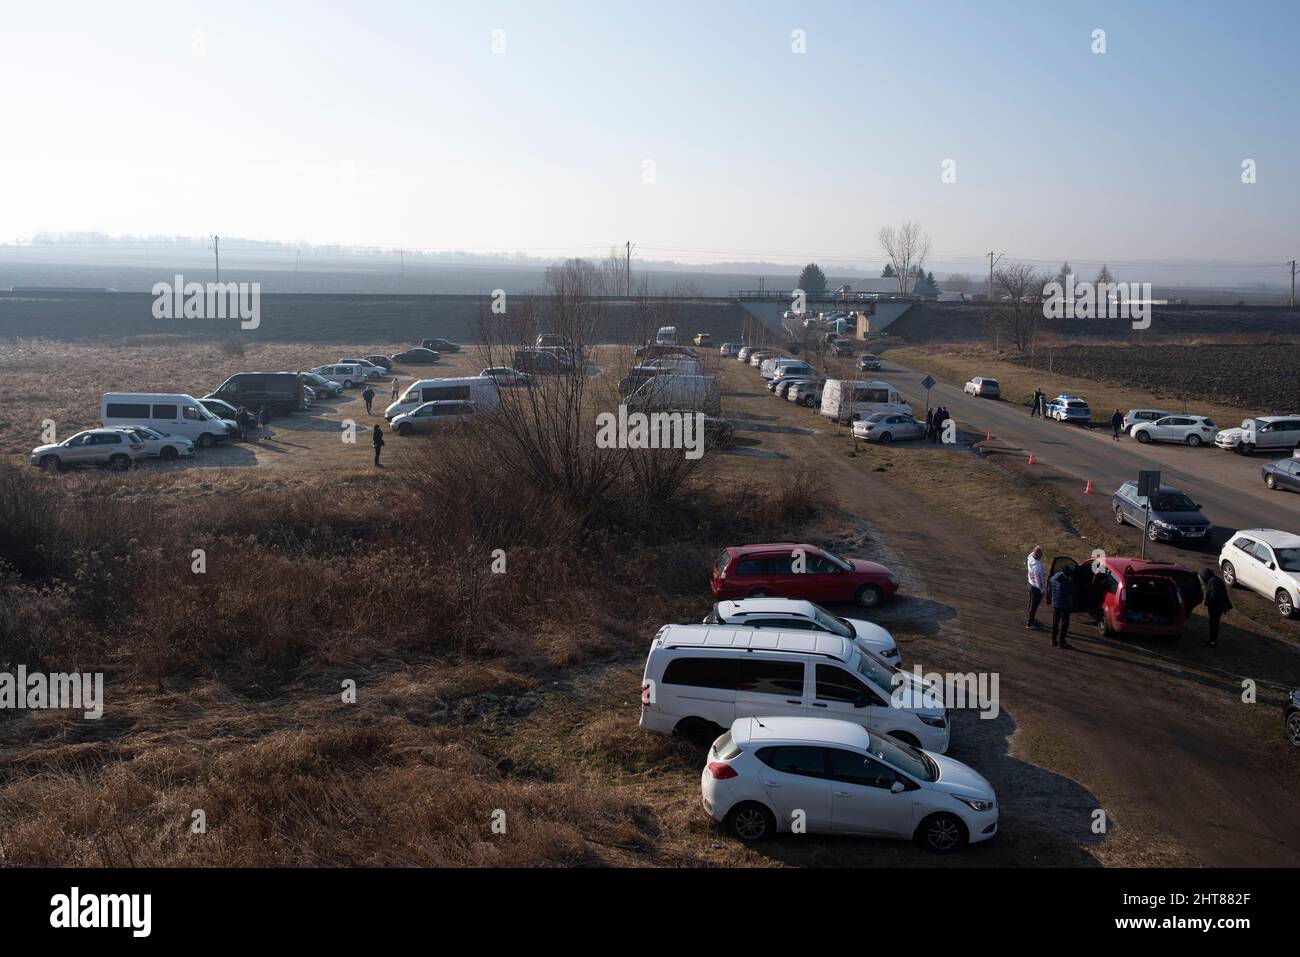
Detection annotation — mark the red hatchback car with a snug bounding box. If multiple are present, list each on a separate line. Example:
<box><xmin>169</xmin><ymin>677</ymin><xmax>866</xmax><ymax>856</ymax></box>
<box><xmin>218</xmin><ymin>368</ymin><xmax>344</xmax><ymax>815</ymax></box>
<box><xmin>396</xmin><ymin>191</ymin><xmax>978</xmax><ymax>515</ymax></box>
<box><xmin>1047</xmin><ymin>555</ymin><xmax>1203</xmax><ymax>637</ymax></box>
<box><xmin>710</xmin><ymin>543</ymin><xmax>898</xmax><ymax>609</ymax></box>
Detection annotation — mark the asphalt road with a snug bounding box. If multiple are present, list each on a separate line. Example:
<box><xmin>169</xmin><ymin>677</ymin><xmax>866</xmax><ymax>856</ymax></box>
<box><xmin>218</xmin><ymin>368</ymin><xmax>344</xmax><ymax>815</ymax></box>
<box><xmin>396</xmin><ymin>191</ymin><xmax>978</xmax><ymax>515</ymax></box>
<box><xmin>883</xmin><ymin>357</ymin><xmax>1300</xmax><ymax>544</ymax></box>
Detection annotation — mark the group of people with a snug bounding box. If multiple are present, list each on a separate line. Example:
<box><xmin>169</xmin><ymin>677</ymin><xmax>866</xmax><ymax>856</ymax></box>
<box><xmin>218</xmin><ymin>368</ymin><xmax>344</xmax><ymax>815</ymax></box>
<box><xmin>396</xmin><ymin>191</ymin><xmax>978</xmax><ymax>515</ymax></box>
<box><xmin>234</xmin><ymin>405</ymin><xmax>274</xmax><ymax>441</ymax></box>
<box><xmin>923</xmin><ymin>405</ymin><xmax>951</xmax><ymax>443</ymax></box>
<box><xmin>1026</xmin><ymin>545</ymin><xmax>1233</xmax><ymax>649</ymax></box>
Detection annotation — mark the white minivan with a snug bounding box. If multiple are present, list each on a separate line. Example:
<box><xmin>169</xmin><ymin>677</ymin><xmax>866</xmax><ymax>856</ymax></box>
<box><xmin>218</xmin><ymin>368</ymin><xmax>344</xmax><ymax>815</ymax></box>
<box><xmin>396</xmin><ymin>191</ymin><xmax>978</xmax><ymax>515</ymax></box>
<box><xmin>384</xmin><ymin>376</ymin><xmax>501</xmax><ymax>420</ymax></box>
<box><xmin>101</xmin><ymin>393</ymin><xmax>234</xmax><ymax>447</ymax></box>
<box><xmin>820</xmin><ymin>379</ymin><xmax>910</xmax><ymax>423</ymax></box>
<box><xmin>624</xmin><ymin>374</ymin><xmax>722</xmax><ymax>415</ymax></box>
<box><xmin>639</xmin><ymin>625</ymin><xmax>950</xmax><ymax>752</ymax></box>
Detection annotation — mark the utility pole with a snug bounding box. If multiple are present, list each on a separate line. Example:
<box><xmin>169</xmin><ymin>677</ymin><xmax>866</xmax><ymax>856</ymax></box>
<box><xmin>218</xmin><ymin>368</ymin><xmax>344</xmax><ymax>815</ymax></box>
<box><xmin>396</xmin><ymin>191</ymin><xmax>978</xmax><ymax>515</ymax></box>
<box><xmin>399</xmin><ymin>249</ymin><xmax>404</xmax><ymax>277</ymax></box>
<box><xmin>625</xmin><ymin>241</ymin><xmax>635</xmax><ymax>296</ymax></box>
<box><xmin>1289</xmin><ymin>260</ymin><xmax>1296</xmax><ymax>308</ymax></box>
<box><xmin>212</xmin><ymin>235</ymin><xmax>220</xmax><ymax>283</ymax></box>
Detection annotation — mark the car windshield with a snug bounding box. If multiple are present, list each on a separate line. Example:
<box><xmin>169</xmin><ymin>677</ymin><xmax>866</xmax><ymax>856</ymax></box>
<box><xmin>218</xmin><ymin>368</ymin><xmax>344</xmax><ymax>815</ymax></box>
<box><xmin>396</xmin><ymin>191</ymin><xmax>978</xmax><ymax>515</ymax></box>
<box><xmin>865</xmin><ymin>730</ymin><xmax>937</xmax><ymax>782</ymax></box>
<box><xmin>809</xmin><ymin>605</ymin><xmax>852</xmax><ymax>639</ymax></box>
<box><xmin>851</xmin><ymin>650</ymin><xmax>896</xmax><ymax>691</ymax></box>
<box><xmin>1151</xmin><ymin>493</ymin><xmax>1197</xmax><ymax>512</ymax></box>
<box><xmin>1277</xmin><ymin>548</ymin><xmax>1300</xmax><ymax>573</ymax></box>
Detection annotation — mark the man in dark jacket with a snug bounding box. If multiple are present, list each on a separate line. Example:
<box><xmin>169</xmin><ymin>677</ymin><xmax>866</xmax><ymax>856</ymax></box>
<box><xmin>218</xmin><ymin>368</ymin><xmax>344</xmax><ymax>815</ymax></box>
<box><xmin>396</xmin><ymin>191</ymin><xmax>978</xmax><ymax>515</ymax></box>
<box><xmin>1030</xmin><ymin>389</ymin><xmax>1042</xmax><ymax>417</ymax></box>
<box><xmin>1201</xmin><ymin>568</ymin><xmax>1233</xmax><ymax>647</ymax></box>
<box><xmin>1048</xmin><ymin>567</ymin><xmax>1074</xmax><ymax>648</ymax></box>
<box><xmin>925</xmin><ymin>407</ymin><xmax>934</xmax><ymax>437</ymax></box>
<box><xmin>372</xmin><ymin>423</ymin><xmax>385</xmax><ymax>466</ymax></box>
<box><xmin>236</xmin><ymin>405</ymin><xmax>253</xmax><ymax>441</ymax></box>
<box><xmin>1110</xmin><ymin>409</ymin><xmax>1124</xmax><ymax>440</ymax></box>
<box><xmin>362</xmin><ymin>386</ymin><xmax>376</xmax><ymax>415</ymax></box>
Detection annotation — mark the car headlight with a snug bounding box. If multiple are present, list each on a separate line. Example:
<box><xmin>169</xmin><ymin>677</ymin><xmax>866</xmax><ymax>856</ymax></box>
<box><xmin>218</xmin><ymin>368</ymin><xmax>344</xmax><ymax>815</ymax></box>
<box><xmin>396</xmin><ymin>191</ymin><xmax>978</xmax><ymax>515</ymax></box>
<box><xmin>919</xmin><ymin>714</ymin><xmax>946</xmax><ymax>728</ymax></box>
<box><xmin>955</xmin><ymin>796</ymin><xmax>994</xmax><ymax>812</ymax></box>
<box><xmin>1152</xmin><ymin>519</ymin><xmax>1173</xmax><ymax>529</ymax></box>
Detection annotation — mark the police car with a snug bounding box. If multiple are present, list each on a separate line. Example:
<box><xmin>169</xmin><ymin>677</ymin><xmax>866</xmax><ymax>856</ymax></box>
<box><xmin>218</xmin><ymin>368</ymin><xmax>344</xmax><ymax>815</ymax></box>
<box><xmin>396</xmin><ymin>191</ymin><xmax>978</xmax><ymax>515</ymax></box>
<box><xmin>1045</xmin><ymin>394</ymin><xmax>1091</xmax><ymax>424</ymax></box>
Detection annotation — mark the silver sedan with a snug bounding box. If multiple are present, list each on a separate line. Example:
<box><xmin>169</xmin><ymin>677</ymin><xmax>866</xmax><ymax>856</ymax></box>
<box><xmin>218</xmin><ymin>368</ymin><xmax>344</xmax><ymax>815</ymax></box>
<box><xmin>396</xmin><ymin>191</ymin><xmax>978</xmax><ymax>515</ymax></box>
<box><xmin>851</xmin><ymin>412</ymin><xmax>926</xmax><ymax>443</ymax></box>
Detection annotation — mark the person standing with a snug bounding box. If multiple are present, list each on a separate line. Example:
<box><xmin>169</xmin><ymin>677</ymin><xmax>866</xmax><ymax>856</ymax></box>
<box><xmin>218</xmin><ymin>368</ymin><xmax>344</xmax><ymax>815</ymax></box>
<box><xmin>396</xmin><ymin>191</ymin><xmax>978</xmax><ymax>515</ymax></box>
<box><xmin>1030</xmin><ymin>389</ymin><xmax>1041</xmax><ymax>417</ymax></box>
<box><xmin>390</xmin><ymin>377</ymin><xmax>400</xmax><ymax>402</ymax></box>
<box><xmin>1026</xmin><ymin>545</ymin><xmax>1046</xmax><ymax>629</ymax></box>
<box><xmin>1110</xmin><ymin>409</ymin><xmax>1124</xmax><ymax>441</ymax></box>
<box><xmin>362</xmin><ymin>385</ymin><xmax>376</xmax><ymax>415</ymax></box>
<box><xmin>1048</xmin><ymin>566</ymin><xmax>1074</xmax><ymax>648</ymax></box>
<box><xmin>925</xmin><ymin>407</ymin><xmax>934</xmax><ymax>438</ymax></box>
<box><xmin>1201</xmin><ymin>567</ymin><xmax>1232</xmax><ymax>647</ymax></box>
<box><xmin>257</xmin><ymin>405</ymin><xmax>272</xmax><ymax>439</ymax></box>
<box><xmin>236</xmin><ymin>405</ymin><xmax>252</xmax><ymax>442</ymax></box>
<box><xmin>372</xmin><ymin>423</ymin><xmax>385</xmax><ymax>467</ymax></box>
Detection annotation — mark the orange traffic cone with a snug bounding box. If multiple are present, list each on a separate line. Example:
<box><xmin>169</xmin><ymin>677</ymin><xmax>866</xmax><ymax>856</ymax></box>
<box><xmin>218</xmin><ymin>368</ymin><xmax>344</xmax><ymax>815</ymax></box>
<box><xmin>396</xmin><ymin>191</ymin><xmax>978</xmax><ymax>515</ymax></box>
<box><xmin>1027</xmin><ymin>452</ymin><xmax>1036</xmax><ymax>465</ymax></box>
<box><xmin>985</xmin><ymin>431</ymin><xmax>993</xmax><ymax>442</ymax></box>
<box><xmin>1084</xmin><ymin>480</ymin><xmax>1093</xmax><ymax>494</ymax></box>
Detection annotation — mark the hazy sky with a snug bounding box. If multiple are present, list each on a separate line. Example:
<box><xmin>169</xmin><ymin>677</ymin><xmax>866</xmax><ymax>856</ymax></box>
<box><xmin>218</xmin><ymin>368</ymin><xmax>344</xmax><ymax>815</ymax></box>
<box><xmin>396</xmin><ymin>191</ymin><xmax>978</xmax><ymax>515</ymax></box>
<box><xmin>3</xmin><ymin>0</ymin><xmax>1297</xmax><ymax>275</ymax></box>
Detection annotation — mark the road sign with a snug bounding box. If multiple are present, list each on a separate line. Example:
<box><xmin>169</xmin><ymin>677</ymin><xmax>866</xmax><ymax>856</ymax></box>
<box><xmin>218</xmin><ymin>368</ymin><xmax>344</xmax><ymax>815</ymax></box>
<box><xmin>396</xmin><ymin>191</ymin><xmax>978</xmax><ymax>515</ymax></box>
<box><xmin>921</xmin><ymin>375</ymin><xmax>936</xmax><ymax>391</ymax></box>
<box><xmin>1137</xmin><ymin>470</ymin><xmax>1161</xmax><ymax>497</ymax></box>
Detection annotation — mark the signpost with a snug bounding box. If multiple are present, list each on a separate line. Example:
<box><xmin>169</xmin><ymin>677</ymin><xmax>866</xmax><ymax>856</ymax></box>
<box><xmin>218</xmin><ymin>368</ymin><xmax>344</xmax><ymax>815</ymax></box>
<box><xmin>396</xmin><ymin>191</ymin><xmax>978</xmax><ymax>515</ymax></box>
<box><xmin>921</xmin><ymin>374</ymin><xmax>936</xmax><ymax>415</ymax></box>
<box><xmin>1137</xmin><ymin>470</ymin><xmax>1161</xmax><ymax>559</ymax></box>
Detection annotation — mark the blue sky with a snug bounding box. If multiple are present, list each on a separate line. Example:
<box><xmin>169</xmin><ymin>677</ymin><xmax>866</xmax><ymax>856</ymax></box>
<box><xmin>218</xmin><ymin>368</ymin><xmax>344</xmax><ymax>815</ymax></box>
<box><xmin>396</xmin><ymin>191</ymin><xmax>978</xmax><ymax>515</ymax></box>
<box><xmin>2</xmin><ymin>0</ymin><xmax>1296</xmax><ymax>277</ymax></box>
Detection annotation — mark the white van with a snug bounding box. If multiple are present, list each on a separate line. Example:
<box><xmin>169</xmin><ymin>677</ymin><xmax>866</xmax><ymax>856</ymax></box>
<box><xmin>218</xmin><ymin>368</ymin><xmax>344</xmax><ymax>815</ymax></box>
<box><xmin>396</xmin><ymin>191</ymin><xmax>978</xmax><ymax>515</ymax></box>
<box><xmin>820</xmin><ymin>379</ymin><xmax>910</xmax><ymax>423</ymax></box>
<box><xmin>384</xmin><ymin>376</ymin><xmax>501</xmax><ymax>420</ymax></box>
<box><xmin>311</xmin><ymin>363</ymin><xmax>368</xmax><ymax>388</ymax></box>
<box><xmin>625</xmin><ymin>374</ymin><xmax>721</xmax><ymax>415</ymax></box>
<box><xmin>655</xmin><ymin>325</ymin><xmax>678</xmax><ymax>345</ymax></box>
<box><xmin>639</xmin><ymin>625</ymin><xmax>950</xmax><ymax>752</ymax></box>
<box><xmin>101</xmin><ymin>393</ymin><xmax>233</xmax><ymax>447</ymax></box>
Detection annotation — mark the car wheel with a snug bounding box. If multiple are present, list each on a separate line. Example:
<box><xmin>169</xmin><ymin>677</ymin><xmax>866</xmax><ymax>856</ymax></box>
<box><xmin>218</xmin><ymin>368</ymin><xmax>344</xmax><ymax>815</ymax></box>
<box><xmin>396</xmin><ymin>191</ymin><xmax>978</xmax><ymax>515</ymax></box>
<box><xmin>1114</xmin><ymin>507</ymin><xmax>1126</xmax><ymax>526</ymax></box>
<box><xmin>1278</xmin><ymin>591</ymin><xmax>1297</xmax><ymax>619</ymax></box>
<box><xmin>1097</xmin><ymin>612</ymin><xmax>1113</xmax><ymax>637</ymax></box>
<box><xmin>397</xmin><ymin>422</ymin><xmax>414</xmax><ymax>436</ymax></box>
<box><xmin>726</xmin><ymin>802</ymin><xmax>776</xmax><ymax>843</ymax></box>
<box><xmin>1287</xmin><ymin>711</ymin><xmax>1300</xmax><ymax>748</ymax></box>
<box><xmin>108</xmin><ymin>454</ymin><xmax>131</xmax><ymax>472</ymax></box>
<box><xmin>160</xmin><ymin>446</ymin><xmax>178</xmax><ymax>461</ymax></box>
<box><xmin>1242</xmin><ymin>442</ymin><xmax>1255</xmax><ymax>455</ymax></box>
<box><xmin>343</xmin><ymin>379</ymin><xmax>355</xmax><ymax>389</ymax></box>
<box><xmin>1267</xmin><ymin>475</ymin><xmax>1277</xmax><ymax>489</ymax></box>
<box><xmin>38</xmin><ymin>455</ymin><xmax>61</xmax><ymax>472</ymax></box>
<box><xmin>1186</xmin><ymin>434</ymin><xmax>1202</xmax><ymax>447</ymax></box>
<box><xmin>1136</xmin><ymin>430</ymin><xmax>1151</xmax><ymax>444</ymax></box>
<box><xmin>1221</xmin><ymin>561</ymin><xmax>1237</xmax><ymax>587</ymax></box>
<box><xmin>916</xmin><ymin>813</ymin><xmax>968</xmax><ymax>854</ymax></box>
<box><xmin>879</xmin><ymin>432</ymin><xmax>892</xmax><ymax>444</ymax></box>
<box><xmin>855</xmin><ymin>584</ymin><xmax>883</xmax><ymax>609</ymax></box>
<box><xmin>748</xmin><ymin>589</ymin><xmax>771</xmax><ymax>598</ymax></box>
<box><xmin>198</xmin><ymin>433</ymin><xmax>215</xmax><ymax>448</ymax></box>
<box><xmin>1146</xmin><ymin>523</ymin><xmax>1160</xmax><ymax>542</ymax></box>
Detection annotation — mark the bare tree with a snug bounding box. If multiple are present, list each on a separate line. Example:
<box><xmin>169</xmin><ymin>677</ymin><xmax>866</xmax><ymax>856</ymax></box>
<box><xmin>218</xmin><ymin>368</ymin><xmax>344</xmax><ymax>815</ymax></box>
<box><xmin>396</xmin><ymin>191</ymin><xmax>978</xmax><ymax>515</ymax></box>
<box><xmin>878</xmin><ymin>221</ymin><xmax>931</xmax><ymax>296</ymax></box>
<box><xmin>992</xmin><ymin>263</ymin><xmax>1045</xmax><ymax>353</ymax></box>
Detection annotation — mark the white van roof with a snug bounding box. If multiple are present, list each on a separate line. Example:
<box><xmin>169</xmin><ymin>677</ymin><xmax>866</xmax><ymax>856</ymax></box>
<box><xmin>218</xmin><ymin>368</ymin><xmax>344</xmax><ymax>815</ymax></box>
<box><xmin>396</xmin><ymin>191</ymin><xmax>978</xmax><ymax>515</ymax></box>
<box><xmin>405</xmin><ymin>376</ymin><xmax>491</xmax><ymax>388</ymax></box>
<box><xmin>103</xmin><ymin>392</ymin><xmax>199</xmax><ymax>401</ymax></box>
<box><xmin>825</xmin><ymin>379</ymin><xmax>895</xmax><ymax>389</ymax></box>
<box><xmin>655</xmin><ymin>624</ymin><xmax>853</xmax><ymax>661</ymax></box>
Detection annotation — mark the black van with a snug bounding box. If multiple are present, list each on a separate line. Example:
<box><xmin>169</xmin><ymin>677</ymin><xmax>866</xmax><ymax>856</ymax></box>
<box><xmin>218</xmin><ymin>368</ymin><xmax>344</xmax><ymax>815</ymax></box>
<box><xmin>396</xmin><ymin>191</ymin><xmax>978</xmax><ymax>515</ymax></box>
<box><xmin>206</xmin><ymin>373</ymin><xmax>306</xmax><ymax>416</ymax></box>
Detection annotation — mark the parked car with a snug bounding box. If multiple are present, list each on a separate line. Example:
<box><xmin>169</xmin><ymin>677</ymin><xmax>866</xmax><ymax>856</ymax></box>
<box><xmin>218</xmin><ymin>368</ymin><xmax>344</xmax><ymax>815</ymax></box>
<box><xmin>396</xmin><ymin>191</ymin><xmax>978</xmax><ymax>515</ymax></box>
<box><xmin>1131</xmin><ymin>415</ymin><xmax>1217</xmax><ymax>447</ymax></box>
<box><xmin>654</xmin><ymin>326</ymin><xmax>678</xmax><ymax>345</ymax></box>
<box><xmin>703</xmin><ymin>597</ymin><xmax>900</xmax><ymax>664</ymax></box>
<box><xmin>625</xmin><ymin>374</ymin><xmax>722</xmax><ymax>415</ymax></box>
<box><xmin>640</xmin><ymin>627</ymin><xmax>947</xmax><ymax>752</ymax></box>
<box><xmin>1047</xmin><ymin>554</ymin><xmax>1202</xmax><ymax>637</ymax></box>
<box><xmin>788</xmin><ymin>380</ymin><xmax>825</xmax><ymax>407</ymax></box>
<box><xmin>30</xmin><ymin>428</ymin><xmax>147</xmax><ymax>471</ymax></box>
<box><xmin>831</xmin><ymin>339</ymin><xmax>855</xmax><ymax>357</ymax></box>
<box><xmin>852</xmin><ymin>412</ymin><xmax>926</xmax><ymax>444</ymax></box>
<box><xmin>748</xmin><ymin>350</ymin><xmax>779</xmax><ymax>367</ymax></box>
<box><xmin>390</xmin><ymin>400</ymin><xmax>477</xmax><ymax>435</ymax></box>
<box><xmin>1215</xmin><ymin>416</ymin><xmax>1300</xmax><ymax>454</ymax></box>
<box><xmin>1285</xmin><ymin>689</ymin><xmax>1300</xmax><ymax>748</ymax></box>
<box><xmin>199</xmin><ymin>397</ymin><xmax>243</xmax><ymax>423</ymax></box>
<box><xmin>421</xmin><ymin>338</ymin><xmax>461</xmax><ymax>353</ymax></box>
<box><xmin>513</xmin><ymin>349</ymin><xmax>565</xmax><ymax>375</ymax></box>
<box><xmin>645</xmin><ymin>355</ymin><xmax>703</xmax><ymax>375</ymax></box>
<box><xmin>1219</xmin><ymin>529</ymin><xmax>1300</xmax><ymax>618</ymax></box>
<box><xmin>711</xmin><ymin>543</ymin><xmax>898</xmax><ymax>608</ymax></box>
<box><xmin>337</xmin><ymin>358</ymin><xmax>388</xmax><ymax>380</ymax></box>
<box><xmin>1045</xmin><ymin>394</ymin><xmax>1091</xmax><ymax>424</ymax></box>
<box><xmin>298</xmin><ymin>372</ymin><xmax>344</xmax><ymax>397</ymax></box>
<box><xmin>362</xmin><ymin>355</ymin><xmax>394</xmax><ymax>372</ymax></box>
<box><xmin>311</xmin><ymin>363</ymin><xmax>369</xmax><ymax>388</ymax></box>
<box><xmin>699</xmin><ymin>718</ymin><xmax>994</xmax><ymax>851</ymax></box>
<box><xmin>124</xmin><ymin>426</ymin><xmax>195</xmax><ymax>461</ymax></box>
<box><xmin>694</xmin><ymin>332</ymin><xmax>713</xmax><ymax>346</ymax></box>
<box><xmin>1111</xmin><ymin>481</ymin><xmax>1212</xmax><ymax>544</ymax></box>
<box><xmin>963</xmin><ymin>376</ymin><xmax>1000</xmax><ymax>398</ymax></box>
<box><xmin>774</xmin><ymin>376</ymin><xmax>818</xmax><ymax>399</ymax></box>
<box><xmin>207</xmin><ymin>372</ymin><xmax>308</xmax><ymax>416</ymax></box>
<box><xmin>719</xmin><ymin>342</ymin><xmax>742</xmax><ymax>357</ymax></box>
<box><xmin>766</xmin><ymin>359</ymin><xmax>814</xmax><ymax>383</ymax></box>
<box><xmin>386</xmin><ymin>377</ymin><xmax>501</xmax><ymax>419</ymax></box>
<box><xmin>102</xmin><ymin>392</ymin><xmax>234</xmax><ymax>447</ymax></box>
<box><xmin>857</xmin><ymin>354</ymin><xmax>882</xmax><ymax>372</ymax></box>
<box><xmin>390</xmin><ymin>348</ymin><xmax>440</xmax><ymax>365</ymax></box>
<box><xmin>736</xmin><ymin>346</ymin><xmax>757</xmax><ymax>362</ymax></box>
<box><xmin>1263</xmin><ymin>458</ymin><xmax>1300</xmax><ymax>493</ymax></box>
<box><xmin>1123</xmin><ymin>408</ymin><xmax>1172</xmax><ymax>433</ymax></box>
<box><xmin>480</xmin><ymin>367</ymin><xmax>532</xmax><ymax>387</ymax></box>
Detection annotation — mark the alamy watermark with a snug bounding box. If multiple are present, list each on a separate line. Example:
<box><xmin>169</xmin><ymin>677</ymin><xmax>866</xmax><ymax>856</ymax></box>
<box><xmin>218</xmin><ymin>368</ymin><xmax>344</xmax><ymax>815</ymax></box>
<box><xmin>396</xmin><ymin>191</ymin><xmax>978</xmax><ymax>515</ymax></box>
<box><xmin>595</xmin><ymin>405</ymin><xmax>706</xmax><ymax>460</ymax></box>
<box><xmin>1041</xmin><ymin>273</ymin><xmax>1152</xmax><ymax>330</ymax></box>
<box><xmin>151</xmin><ymin>274</ymin><xmax>260</xmax><ymax>329</ymax></box>
<box><xmin>891</xmin><ymin>665</ymin><xmax>999</xmax><ymax>720</ymax></box>
<box><xmin>1</xmin><ymin>667</ymin><xmax>104</xmax><ymax>719</ymax></box>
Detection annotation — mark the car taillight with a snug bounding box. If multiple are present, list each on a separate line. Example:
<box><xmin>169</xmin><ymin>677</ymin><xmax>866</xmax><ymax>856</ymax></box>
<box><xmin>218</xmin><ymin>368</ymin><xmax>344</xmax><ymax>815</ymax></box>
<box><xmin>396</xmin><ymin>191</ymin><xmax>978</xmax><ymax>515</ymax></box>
<box><xmin>129</xmin><ymin>443</ymin><xmax>144</xmax><ymax>450</ymax></box>
<box><xmin>707</xmin><ymin>762</ymin><xmax>737</xmax><ymax>780</ymax></box>
<box><xmin>640</xmin><ymin>683</ymin><xmax>651</xmax><ymax>706</ymax></box>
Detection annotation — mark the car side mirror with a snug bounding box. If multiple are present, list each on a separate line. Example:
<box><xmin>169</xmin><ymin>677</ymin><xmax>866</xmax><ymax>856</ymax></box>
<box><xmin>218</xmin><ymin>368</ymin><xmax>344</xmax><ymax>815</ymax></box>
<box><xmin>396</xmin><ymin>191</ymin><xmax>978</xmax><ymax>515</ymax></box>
<box><xmin>890</xmin><ymin>780</ymin><xmax>906</xmax><ymax>794</ymax></box>
<box><xmin>1269</xmin><ymin>562</ymin><xmax>1276</xmax><ymax>570</ymax></box>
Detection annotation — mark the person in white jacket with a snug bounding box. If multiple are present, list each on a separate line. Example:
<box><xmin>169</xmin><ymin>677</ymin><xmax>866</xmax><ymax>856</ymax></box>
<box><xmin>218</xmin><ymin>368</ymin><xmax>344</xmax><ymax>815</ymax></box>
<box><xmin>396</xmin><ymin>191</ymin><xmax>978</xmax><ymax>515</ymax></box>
<box><xmin>1026</xmin><ymin>546</ymin><xmax>1046</xmax><ymax>630</ymax></box>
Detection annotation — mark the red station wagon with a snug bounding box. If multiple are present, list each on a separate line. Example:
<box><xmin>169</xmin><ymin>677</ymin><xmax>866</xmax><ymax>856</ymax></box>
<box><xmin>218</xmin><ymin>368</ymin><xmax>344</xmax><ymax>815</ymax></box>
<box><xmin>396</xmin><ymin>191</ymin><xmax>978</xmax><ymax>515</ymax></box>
<box><xmin>710</xmin><ymin>543</ymin><xmax>898</xmax><ymax>609</ymax></box>
<box><xmin>1047</xmin><ymin>555</ymin><xmax>1203</xmax><ymax>637</ymax></box>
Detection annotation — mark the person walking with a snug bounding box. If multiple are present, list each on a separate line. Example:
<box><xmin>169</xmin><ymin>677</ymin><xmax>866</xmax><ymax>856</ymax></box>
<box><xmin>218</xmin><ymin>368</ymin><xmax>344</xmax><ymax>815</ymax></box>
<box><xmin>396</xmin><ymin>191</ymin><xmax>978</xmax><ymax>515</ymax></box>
<box><xmin>1200</xmin><ymin>567</ymin><xmax>1233</xmax><ymax>647</ymax></box>
<box><xmin>236</xmin><ymin>405</ymin><xmax>252</xmax><ymax>442</ymax></box>
<box><xmin>1048</xmin><ymin>565</ymin><xmax>1074</xmax><ymax>648</ymax></box>
<box><xmin>372</xmin><ymin>423</ymin><xmax>385</xmax><ymax>467</ymax></box>
<box><xmin>1110</xmin><ymin>408</ymin><xmax>1124</xmax><ymax>441</ymax></box>
<box><xmin>1026</xmin><ymin>545</ymin><xmax>1046</xmax><ymax>629</ymax></box>
<box><xmin>390</xmin><ymin>377</ymin><xmax>400</xmax><ymax>402</ymax></box>
<box><xmin>257</xmin><ymin>405</ymin><xmax>272</xmax><ymax>439</ymax></box>
<box><xmin>362</xmin><ymin>385</ymin><xmax>376</xmax><ymax>415</ymax></box>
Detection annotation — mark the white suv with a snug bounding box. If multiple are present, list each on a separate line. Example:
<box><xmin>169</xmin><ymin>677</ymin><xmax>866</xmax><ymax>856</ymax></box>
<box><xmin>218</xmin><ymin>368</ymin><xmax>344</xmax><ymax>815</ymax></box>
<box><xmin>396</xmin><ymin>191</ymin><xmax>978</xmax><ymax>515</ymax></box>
<box><xmin>701</xmin><ymin>717</ymin><xmax>997</xmax><ymax>852</ymax></box>
<box><xmin>1215</xmin><ymin>416</ymin><xmax>1300</xmax><ymax>454</ymax></box>
<box><xmin>1131</xmin><ymin>415</ymin><xmax>1217</xmax><ymax>447</ymax></box>
<box><xmin>639</xmin><ymin>625</ymin><xmax>950</xmax><ymax>752</ymax></box>
<box><xmin>1219</xmin><ymin>529</ymin><xmax>1300</xmax><ymax>618</ymax></box>
<box><xmin>702</xmin><ymin>597</ymin><xmax>900</xmax><ymax>664</ymax></box>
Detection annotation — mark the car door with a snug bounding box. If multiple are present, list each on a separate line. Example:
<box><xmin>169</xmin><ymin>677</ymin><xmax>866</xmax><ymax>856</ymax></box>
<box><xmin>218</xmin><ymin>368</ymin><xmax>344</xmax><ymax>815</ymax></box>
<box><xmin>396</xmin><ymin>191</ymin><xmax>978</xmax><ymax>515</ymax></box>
<box><xmin>811</xmin><ymin>664</ymin><xmax>888</xmax><ymax>733</ymax></box>
<box><xmin>825</xmin><ymin>747</ymin><xmax>917</xmax><ymax>837</ymax></box>
<box><xmin>1231</xmin><ymin>538</ymin><xmax>1265</xmax><ymax>592</ymax></box>
<box><xmin>731</xmin><ymin>659</ymin><xmax>809</xmax><ymax>723</ymax></box>
<box><xmin>1282</xmin><ymin>461</ymin><xmax>1300</xmax><ymax>492</ymax></box>
<box><xmin>1253</xmin><ymin>542</ymin><xmax>1281</xmax><ymax>596</ymax></box>
<box><xmin>753</xmin><ymin>745</ymin><xmax>833</xmax><ymax>832</ymax></box>
<box><xmin>1115</xmin><ymin>483</ymin><xmax>1139</xmax><ymax>525</ymax></box>
<box><xmin>62</xmin><ymin>432</ymin><xmax>92</xmax><ymax>465</ymax></box>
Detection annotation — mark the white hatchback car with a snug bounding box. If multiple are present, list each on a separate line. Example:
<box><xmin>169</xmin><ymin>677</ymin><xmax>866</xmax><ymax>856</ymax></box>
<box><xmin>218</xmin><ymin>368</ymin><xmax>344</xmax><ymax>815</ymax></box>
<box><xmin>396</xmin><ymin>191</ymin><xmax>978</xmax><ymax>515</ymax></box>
<box><xmin>963</xmin><ymin>376</ymin><xmax>1000</xmax><ymax>398</ymax></box>
<box><xmin>1131</xmin><ymin>415</ymin><xmax>1217</xmax><ymax>447</ymax></box>
<box><xmin>1219</xmin><ymin>529</ymin><xmax>1300</xmax><ymax>618</ymax></box>
<box><xmin>703</xmin><ymin>597</ymin><xmax>900</xmax><ymax>664</ymax></box>
<box><xmin>701</xmin><ymin>717</ymin><xmax>997</xmax><ymax>852</ymax></box>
